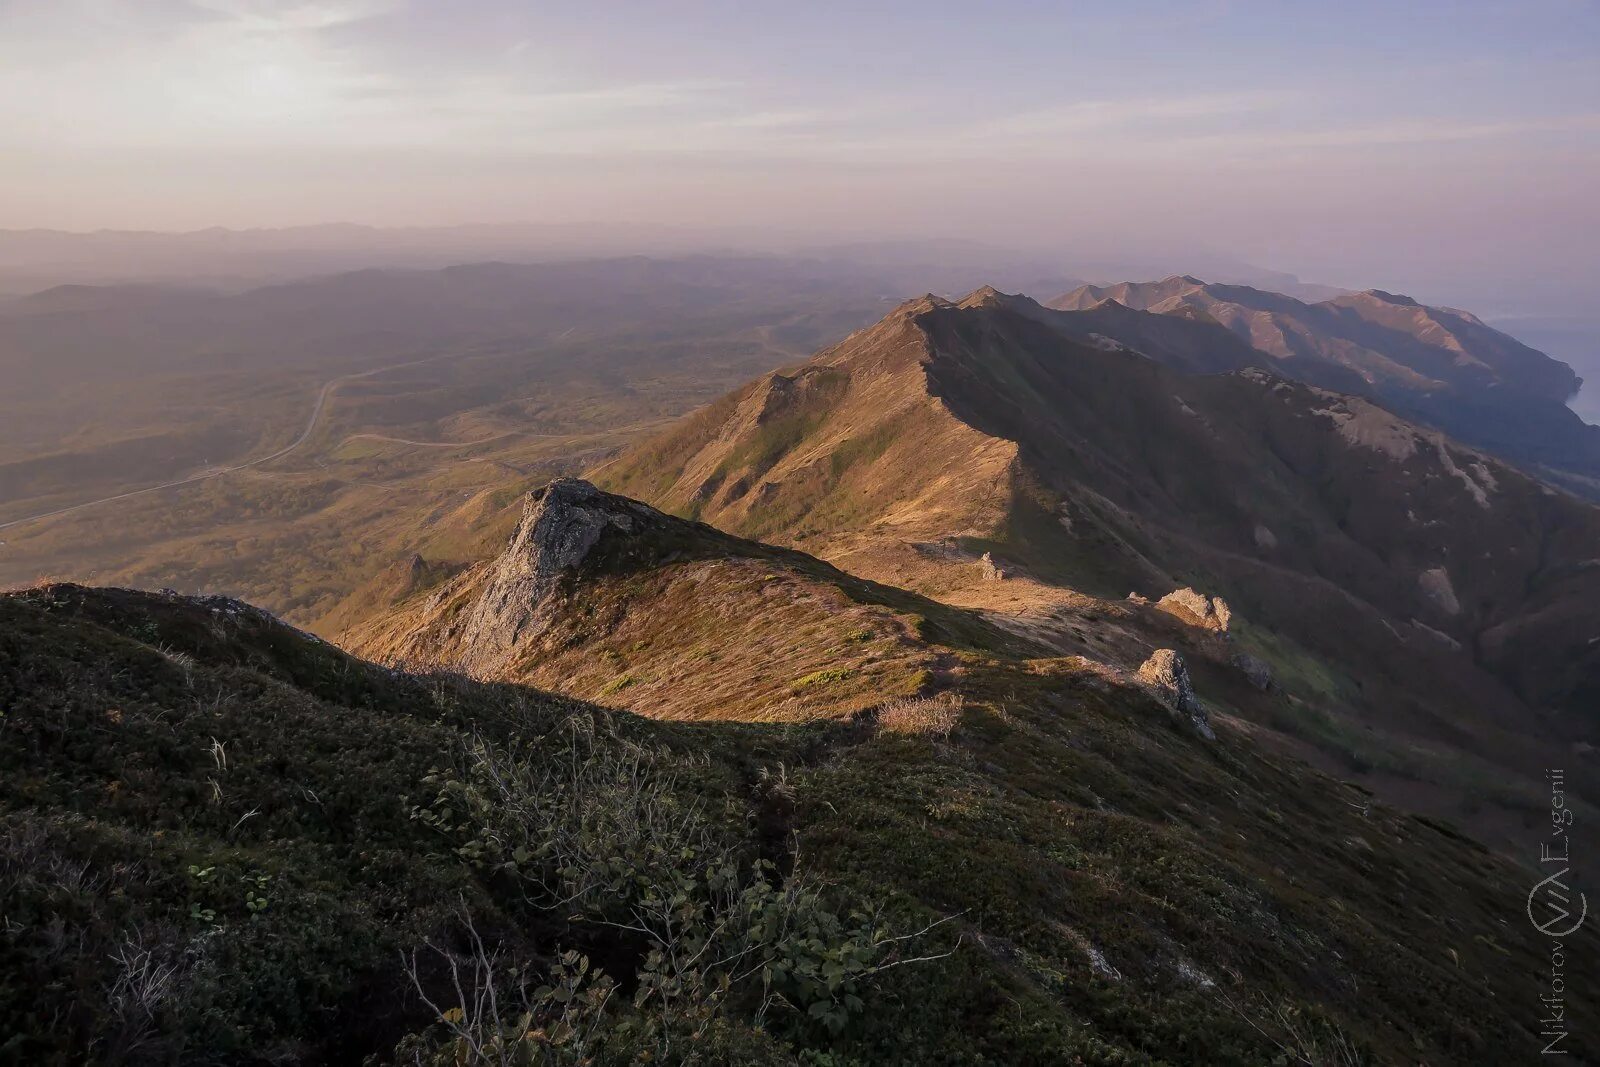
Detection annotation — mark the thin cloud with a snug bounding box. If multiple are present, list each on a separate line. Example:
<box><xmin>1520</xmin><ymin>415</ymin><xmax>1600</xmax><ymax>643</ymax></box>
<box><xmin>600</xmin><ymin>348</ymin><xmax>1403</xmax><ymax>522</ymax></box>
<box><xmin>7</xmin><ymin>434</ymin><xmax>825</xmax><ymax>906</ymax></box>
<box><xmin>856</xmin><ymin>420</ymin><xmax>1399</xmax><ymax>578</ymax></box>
<box><xmin>1179</xmin><ymin>113</ymin><xmax>1600</xmax><ymax>154</ymax></box>
<box><xmin>980</xmin><ymin>92</ymin><xmax>1294</xmax><ymax>138</ymax></box>
<box><xmin>708</xmin><ymin>109</ymin><xmax>835</xmax><ymax>131</ymax></box>
<box><xmin>184</xmin><ymin>0</ymin><xmax>401</xmax><ymax>33</ymax></box>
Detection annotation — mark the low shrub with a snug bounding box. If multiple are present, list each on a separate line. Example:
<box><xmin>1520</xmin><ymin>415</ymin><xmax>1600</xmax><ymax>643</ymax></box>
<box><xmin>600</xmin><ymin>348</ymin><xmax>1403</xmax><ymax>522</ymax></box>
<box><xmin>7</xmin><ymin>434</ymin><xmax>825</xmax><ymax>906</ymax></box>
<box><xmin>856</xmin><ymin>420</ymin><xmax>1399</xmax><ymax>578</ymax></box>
<box><xmin>404</xmin><ymin>714</ymin><xmax>955</xmax><ymax>1062</ymax></box>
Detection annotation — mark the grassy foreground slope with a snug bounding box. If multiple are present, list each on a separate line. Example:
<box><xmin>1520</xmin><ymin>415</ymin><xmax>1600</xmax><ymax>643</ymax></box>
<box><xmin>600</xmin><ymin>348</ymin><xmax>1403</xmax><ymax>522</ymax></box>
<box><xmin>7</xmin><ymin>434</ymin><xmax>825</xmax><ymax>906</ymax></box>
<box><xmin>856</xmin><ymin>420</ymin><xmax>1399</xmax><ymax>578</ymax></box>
<box><xmin>4</xmin><ymin>567</ymin><xmax>1590</xmax><ymax>1061</ymax></box>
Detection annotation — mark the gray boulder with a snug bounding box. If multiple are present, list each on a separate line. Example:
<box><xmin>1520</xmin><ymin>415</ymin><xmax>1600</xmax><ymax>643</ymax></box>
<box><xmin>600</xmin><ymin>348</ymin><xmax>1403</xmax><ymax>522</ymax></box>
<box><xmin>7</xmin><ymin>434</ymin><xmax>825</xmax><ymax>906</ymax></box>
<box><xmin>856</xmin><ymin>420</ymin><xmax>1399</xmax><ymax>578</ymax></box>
<box><xmin>1231</xmin><ymin>651</ymin><xmax>1274</xmax><ymax>691</ymax></box>
<box><xmin>1136</xmin><ymin>649</ymin><xmax>1214</xmax><ymax>739</ymax></box>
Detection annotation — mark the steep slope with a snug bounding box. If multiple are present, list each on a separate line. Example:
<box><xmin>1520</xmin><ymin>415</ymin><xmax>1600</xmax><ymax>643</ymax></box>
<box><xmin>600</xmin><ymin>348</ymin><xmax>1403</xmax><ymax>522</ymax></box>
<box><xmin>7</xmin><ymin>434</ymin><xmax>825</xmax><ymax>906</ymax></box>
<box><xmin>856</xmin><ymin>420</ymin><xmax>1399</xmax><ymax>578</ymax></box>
<box><xmin>596</xmin><ymin>296</ymin><xmax>1023</xmax><ymax>565</ymax></box>
<box><xmin>9</xmin><ymin>576</ymin><xmax>1594</xmax><ymax>1060</ymax></box>
<box><xmin>1053</xmin><ymin>275</ymin><xmax>1600</xmax><ymax>481</ymax></box>
<box><xmin>593</xmin><ymin>290</ymin><xmax>1600</xmax><ymax>842</ymax></box>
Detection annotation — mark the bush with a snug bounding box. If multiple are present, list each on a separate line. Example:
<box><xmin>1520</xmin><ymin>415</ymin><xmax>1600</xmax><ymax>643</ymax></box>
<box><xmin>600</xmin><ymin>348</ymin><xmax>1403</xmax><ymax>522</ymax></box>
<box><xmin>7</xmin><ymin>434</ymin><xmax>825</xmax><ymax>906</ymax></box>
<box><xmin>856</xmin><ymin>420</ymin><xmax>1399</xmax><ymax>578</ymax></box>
<box><xmin>405</xmin><ymin>714</ymin><xmax>954</xmax><ymax>1060</ymax></box>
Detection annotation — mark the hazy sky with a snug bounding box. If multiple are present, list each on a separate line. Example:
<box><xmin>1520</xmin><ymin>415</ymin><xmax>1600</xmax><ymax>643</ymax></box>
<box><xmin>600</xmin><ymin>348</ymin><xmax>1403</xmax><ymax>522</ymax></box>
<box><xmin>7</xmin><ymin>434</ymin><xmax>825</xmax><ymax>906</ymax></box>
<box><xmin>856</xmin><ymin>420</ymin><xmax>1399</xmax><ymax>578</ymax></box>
<box><xmin>2</xmin><ymin>1</ymin><xmax>1598</xmax><ymax>299</ymax></box>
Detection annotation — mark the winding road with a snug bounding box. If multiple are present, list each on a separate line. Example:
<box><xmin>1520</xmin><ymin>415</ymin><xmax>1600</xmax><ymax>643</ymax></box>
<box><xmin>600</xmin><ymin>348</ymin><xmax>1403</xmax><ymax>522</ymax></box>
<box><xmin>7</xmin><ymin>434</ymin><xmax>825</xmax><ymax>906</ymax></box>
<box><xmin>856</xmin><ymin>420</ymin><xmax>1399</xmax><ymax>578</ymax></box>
<box><xmin>0</xmin><ymin>350</ymin><xmax>683</xmax><ymax>535</ymax></box>
<box><xmin>0</xmin><ymin>357</ymin><xmax>433</xmax><ymax>533</ymax></box>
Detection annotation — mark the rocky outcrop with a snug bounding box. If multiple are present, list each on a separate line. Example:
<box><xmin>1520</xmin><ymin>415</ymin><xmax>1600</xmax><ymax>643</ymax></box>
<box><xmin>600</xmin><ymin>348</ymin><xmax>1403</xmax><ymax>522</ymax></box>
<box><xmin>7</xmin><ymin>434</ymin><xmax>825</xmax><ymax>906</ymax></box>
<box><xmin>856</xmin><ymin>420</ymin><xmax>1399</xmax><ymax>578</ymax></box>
<box><xmin>1231</xmin><ymin>651</ymin><xmax>1273</xmax><ymax>691</ymax></box>
<box><xmin>447</xmin><ymin>479</ymin><xmax>665</xmax><ymax>675</ymax></box>
<box><xmin>1136</xmin><ymin>649</ymin><xmax>1214</xmax><ymax>739</ymax></box>
<box><xmin>1417</xmin><ymin>567</ymin><xmax>1461</xmax><ymax>617</ymax></box>
<box><xmin>1156</xmin><ymin>587</ymin><xmax>1232</xmax><ymax>633</ymax></box>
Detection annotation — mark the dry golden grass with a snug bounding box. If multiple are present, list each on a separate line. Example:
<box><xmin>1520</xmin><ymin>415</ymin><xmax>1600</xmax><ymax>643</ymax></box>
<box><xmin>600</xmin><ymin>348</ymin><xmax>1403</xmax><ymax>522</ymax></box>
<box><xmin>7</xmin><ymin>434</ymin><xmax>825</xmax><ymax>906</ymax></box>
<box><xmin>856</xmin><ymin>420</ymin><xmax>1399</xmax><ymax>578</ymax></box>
<box><xmin>876</xmin><ymin>692</ymin><xmax>963</xmax><ymax>739</ymax></box>
<box><xmin>499</xmin><ymin>557</ymin><xmax>936</xmax><ymax>723</ymax></box>
<box><xmin>595</xmin><ymin>305</ymin><xmax>1019</xmax><ymax>559</ymax></box>
<box><xmin>339</xmin><ymin>532</ymin><xmax>936</xmax><ymax>722</ymax></box>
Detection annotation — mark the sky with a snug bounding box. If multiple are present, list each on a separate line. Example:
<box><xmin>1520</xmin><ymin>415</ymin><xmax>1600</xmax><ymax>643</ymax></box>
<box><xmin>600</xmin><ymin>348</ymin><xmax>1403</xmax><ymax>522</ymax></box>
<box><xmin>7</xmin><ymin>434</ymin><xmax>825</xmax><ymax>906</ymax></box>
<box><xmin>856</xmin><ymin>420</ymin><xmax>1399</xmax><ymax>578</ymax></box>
<box><xmin>1</xmin><ymin>0</ymin><xmax>1598</xmax><ymax>305</ymax></box>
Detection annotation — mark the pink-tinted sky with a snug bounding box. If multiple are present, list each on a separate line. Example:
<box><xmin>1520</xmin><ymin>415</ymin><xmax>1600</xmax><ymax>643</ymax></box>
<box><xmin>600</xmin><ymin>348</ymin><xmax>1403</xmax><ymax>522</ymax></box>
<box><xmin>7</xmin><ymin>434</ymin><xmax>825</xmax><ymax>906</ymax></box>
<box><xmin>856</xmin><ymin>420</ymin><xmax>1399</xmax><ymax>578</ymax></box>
<box><xmin>2</xmin><ymin>1</ymin><xmax>1597</xmax><ymax>304</ymax></box>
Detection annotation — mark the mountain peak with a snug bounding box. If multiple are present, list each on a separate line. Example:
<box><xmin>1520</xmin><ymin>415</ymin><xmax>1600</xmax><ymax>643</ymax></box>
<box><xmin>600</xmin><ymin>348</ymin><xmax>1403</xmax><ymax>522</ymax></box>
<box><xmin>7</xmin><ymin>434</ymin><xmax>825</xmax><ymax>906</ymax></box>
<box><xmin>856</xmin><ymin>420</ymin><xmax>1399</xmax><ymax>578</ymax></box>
<box><xmin>508</xmin><ymin>476</ymin><xmax>660</xmax><ymax>557</ymax></box>
<box><xmin>896</xmin><ymin>292</ymin><xmax>956</xmax><ymax>316</ymax></box>
<box><xmin>1355</xmin><ymin>288</ymin><xmax>1420</xmax><ymax>307</ymax></box>
<box><xmin>956</xmin><ymin>284</ymin><xmax>1046</xmax><ymax>313</ymax></box>
<box><xmin>1051</xmin><ymin>275</ymin><xmax>1212</xmax><ymax>312</ymax></box>
<box><xmin>959</xmin><ymin>283</ymin><xmax>1006</xmax><ymax>303</ymax></box>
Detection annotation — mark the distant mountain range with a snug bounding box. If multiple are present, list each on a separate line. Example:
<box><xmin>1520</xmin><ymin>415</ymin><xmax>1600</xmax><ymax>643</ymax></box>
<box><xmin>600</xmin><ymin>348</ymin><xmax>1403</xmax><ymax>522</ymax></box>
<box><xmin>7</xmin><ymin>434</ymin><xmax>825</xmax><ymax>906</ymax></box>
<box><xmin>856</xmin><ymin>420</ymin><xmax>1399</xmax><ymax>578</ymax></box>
<box><xmin>0</xmin><ymin>227</ymin><xmax>1086</xmax><ymax>299</ymax></box>
<box><xmin>1050</xmin><ymin>276</ymin><xmax>1599</xmax><ymax>486</ymax></box>
<box><xmin>1053</xmin><ymin>276</ymin><xmax>1578</xmax><ymax>398</ymax></box>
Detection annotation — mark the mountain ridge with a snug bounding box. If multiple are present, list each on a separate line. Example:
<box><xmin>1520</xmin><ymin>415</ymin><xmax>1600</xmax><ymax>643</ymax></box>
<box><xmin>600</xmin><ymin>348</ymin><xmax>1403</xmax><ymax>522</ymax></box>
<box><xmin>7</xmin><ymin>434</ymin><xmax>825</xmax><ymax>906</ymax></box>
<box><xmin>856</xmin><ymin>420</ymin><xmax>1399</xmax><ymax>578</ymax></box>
<box><xmin>592</xmin><ymin>287</ymin><xmax>1600</xmax><ymax>850</ymax></box>
<box><xmin>1049</xmin><ymin>275</ymin><xmax>1600</xmax><ymax>486</ymax></box>
<box><xmin>345</xmin><ymin>476</ymin><xmax>1039</xmax><ymax>722</ymax></box>
<box><xmin>1053</xmin><ymin>274</ymin><xmax>1582</xmax><ymax>399</ymax></box>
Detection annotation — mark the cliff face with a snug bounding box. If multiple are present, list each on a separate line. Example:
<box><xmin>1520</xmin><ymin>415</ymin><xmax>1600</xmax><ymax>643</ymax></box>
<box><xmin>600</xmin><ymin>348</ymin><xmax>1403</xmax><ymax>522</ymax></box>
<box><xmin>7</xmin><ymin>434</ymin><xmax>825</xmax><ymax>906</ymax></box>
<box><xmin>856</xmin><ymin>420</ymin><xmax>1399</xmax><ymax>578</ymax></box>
<box><xmin>346</xmin><ymin>479</ymin><xmax>697</xmax><ymax>678</ymax></box>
